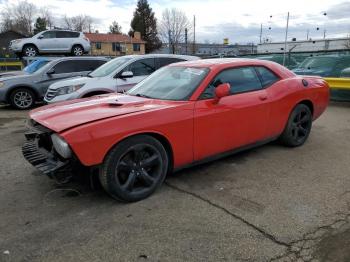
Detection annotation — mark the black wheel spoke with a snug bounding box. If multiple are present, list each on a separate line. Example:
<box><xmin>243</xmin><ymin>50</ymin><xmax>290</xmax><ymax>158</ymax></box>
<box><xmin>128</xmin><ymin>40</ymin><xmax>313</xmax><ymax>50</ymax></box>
<box><xmin>299</xmin><ymin>127</ymin><xmax>307</xmax><ymax>135</ymax></box>
<box><xmin>131</xmin><ymin>146</ymin><xmax>145</xmax><ymax>162</ymax></box>
<box><xmin>139</xmin><ymin>169</ymin><xmax>155</xmax><ymax>186</ymax></box>
<box><xmin>300</xmin><ymin>114</ymin><xmax>309</xmax><ymax>124</ymax></box>
<box><xmin>292</xmin><ymin>128</ymin><xmax>298</xmax><ymax>139</ymax></box>
<box><xmin>121</xmin><ymin>171</ymin><xmax>137</xmax><ymax>191</ymax></box>
<box><xmin>119</xmin><ymin>160</ymin><xmax>133</xmax><ymax>172</ymax></box>
<box><xmin>141</xmin><ymin>154</ymin><xmax>159</xmax><ymax>168</ymax></box>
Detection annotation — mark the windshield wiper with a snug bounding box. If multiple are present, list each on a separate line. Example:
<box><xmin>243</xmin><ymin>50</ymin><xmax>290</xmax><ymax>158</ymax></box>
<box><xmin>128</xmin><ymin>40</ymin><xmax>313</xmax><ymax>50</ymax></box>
<box><xmin>135</xmin><ymin>93</ymin><xmax>152</xmax><ymax>99</ymax></box>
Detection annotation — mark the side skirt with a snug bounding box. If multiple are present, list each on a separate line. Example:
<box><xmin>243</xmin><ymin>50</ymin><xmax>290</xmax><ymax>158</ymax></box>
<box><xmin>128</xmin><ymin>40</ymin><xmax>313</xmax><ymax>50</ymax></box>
<box><xmin>173</xmin><ymin>136</ymin><xmax>279</xmax><ymax>173</ymax></box>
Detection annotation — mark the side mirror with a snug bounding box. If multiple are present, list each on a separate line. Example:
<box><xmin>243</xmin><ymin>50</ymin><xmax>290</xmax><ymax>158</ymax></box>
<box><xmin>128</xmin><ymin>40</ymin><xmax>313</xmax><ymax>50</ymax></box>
<box><xmin>119</xmin><ymin>71</ymin><xmax>133</xmax><ymax>79</ymax></box>
<box><xmin>46</xmin><ymin>68</ymin><xmax>55</xmax><ymax>75</ymax></box>
<box><xmin>214</xmin><ymin>83</ymin><xmax>231</xmax><ymax>100</ymax></box>
<box><xmin>38</xmin><ymin>35</ymin><xmax>44</xmax><ymax>39</ymax></box>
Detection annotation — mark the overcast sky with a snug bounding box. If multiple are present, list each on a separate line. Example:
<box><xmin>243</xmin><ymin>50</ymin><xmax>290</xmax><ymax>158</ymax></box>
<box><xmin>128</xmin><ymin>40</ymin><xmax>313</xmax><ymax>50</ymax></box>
<box><xmin>1</xmin><ymin>0</ymin><xmax>350</xmax><ymax>44</ymax></box>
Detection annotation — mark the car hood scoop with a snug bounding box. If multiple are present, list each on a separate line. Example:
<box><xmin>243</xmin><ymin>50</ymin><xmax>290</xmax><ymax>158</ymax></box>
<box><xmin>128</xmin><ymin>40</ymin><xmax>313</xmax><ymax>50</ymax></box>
<box><xmin>29</xmin><ymin>94</ymin><xmax>166</xmax><ymax>132</ymax></box>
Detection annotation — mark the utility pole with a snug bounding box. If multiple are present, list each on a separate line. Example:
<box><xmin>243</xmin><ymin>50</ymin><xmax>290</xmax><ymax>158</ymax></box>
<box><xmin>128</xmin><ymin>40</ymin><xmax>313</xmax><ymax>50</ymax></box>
<box><xmin>193</xmin><ymin>15</ymin><xmax>196</xmax><ymax>55</ymax></box>
<box><xmin>306</xmin><ymin>29</ymin><xmax>309</xmax><ymax>40</ymax></box>
<box><xmin>185</xmin><ymin>28</ymin><xmax>188</xmax><ymax>55</ymax></box>
<box><xmin>323</xmin><ymin>29</ymin><xmax>326</xmax><ymax>39</ymax></box>
<box><xmin>282</xmin><ymin>12</ymin><xmax>289</xmax><ymax>67</ymax></box>
<box><xmin>259</xmin><ymin>23</ymin><xmax>262</xmax><ymax>44</ymax></box>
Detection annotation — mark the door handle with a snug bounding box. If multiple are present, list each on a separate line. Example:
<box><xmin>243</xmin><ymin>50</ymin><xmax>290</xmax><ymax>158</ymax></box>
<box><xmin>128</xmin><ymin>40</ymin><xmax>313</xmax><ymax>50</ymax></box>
<box><xmin>259</xmin><ymin>94</ymin><xmax>268</xmax><ymax>101</ymax></box>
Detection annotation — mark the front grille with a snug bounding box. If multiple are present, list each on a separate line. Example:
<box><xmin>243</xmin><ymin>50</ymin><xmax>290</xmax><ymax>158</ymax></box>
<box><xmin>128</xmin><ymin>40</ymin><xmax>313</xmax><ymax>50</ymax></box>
<box><xmin>45</xmin><ymin>89</ymin><xmax>59</xmax><ymax>101</ymax></box>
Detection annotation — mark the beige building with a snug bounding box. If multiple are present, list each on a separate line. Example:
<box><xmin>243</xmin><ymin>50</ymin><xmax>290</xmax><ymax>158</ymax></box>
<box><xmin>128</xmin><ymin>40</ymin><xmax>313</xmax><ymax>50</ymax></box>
<box><xmin>85</xmin><ymin>32</ymin><xmax>146</xmax><ymax>56</ymax></box>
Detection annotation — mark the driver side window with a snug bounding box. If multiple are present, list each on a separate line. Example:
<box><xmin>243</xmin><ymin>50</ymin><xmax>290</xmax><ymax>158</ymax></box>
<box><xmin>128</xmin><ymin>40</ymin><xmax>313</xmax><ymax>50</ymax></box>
<box><xmin>199</xmin><ymin>67</ymin><xmax>262</xmax><ymax>99</ymax></box>
<box><xmin>128</xmin><ymin>58</ymin><xmax>155</xmax><ymax>77</ymax></box>
<box><xmin>41</xmin><ymin>31</ymin><xmax>56</xmax><ymax>39</ymax></box>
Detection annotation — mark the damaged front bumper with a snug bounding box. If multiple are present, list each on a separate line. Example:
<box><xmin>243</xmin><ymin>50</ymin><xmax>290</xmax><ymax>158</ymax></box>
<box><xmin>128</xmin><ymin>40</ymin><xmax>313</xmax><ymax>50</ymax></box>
<box><xmin>22</xmin><ymin>120</ymin><xmax>74</xmax><ymax>182</ymax></box>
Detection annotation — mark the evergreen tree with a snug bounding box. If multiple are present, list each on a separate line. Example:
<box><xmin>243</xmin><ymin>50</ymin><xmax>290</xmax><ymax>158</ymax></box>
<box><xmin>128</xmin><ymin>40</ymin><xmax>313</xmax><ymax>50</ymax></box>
<box><xmin>130</xmin><ymin>0</ymin><xmax>161</xmax><ymax>53</ymax></box>
<box><xmin>33</xmin><ymin>17</ymin><xmax>47</xmax><ymax>35</ymax></box>
<box><xmin>109</xmin><ymin>21</ymin><xmax>122</xmax><ymax>34</ymax></box>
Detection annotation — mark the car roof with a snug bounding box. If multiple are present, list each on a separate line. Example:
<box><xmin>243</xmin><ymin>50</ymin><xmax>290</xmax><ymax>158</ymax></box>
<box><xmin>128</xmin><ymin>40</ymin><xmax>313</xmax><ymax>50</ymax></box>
<box><xmin>54</xmin><ymin>56</ymin><xmax>109</xmax><ymax>62</ymax></box>
<box><xmin>169</xmin><ymin>58</ymin><xmax>275</xmax><ymax>68</ymax></box>
<box><xmin>168</xmin><ymin>58</ymin><xmax>295</xmax><ymax>78</ymax></box>
<box><xmin>120</xmin><ymin>54</ymin><xmax>199</xmax><ymax>61</ymax></box>
<box><xmin>45</xmin><ymin>29</ymin><xmax>81</xmax><ymax>33</ymax></box>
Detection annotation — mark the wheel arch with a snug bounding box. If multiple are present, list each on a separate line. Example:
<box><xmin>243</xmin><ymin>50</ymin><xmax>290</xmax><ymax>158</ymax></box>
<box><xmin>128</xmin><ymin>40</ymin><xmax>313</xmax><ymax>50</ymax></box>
<box><xmin>103</xmin><ymin>132</ymin><xmax>174</xmax><ymax>174</ymax></box>
<box><xmin>22</xmin><ymin>43</ymin><xmax>38</xmax><ymax>52</ymax></box>
<box><xmin>297</xmin><ymin>99</ymin><xmax>314</xmax><ymax>116</ymax></box>
<box><xmin>71</xmin><ymin>44</ymin><xmax>84</xmax><ymax>52</ymax></box>
<box><xmin>6</xmin><ymin>85</ymin><xmax>40</xmax><ymax>102</ymax></box>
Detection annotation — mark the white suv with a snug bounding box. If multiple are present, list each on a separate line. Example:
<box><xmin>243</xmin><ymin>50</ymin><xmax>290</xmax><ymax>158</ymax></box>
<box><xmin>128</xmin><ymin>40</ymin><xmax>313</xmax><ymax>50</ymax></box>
<box><xmin>9</xmin><ymin>30</ymin><xmax>91</xmax><ymax>57</ymax></box>
<box><xmin>44</xmin><ymin>54</ymin><xmax>199</xmax><ymax>103</ymax></box>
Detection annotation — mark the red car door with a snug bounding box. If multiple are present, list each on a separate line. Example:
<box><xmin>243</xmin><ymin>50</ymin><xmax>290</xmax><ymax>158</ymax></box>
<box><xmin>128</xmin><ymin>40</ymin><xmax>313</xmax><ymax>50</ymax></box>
<box><xmin>193</xmin><ymin>66</ymin><xmax>270</xmax><ymax>161</ymax></box>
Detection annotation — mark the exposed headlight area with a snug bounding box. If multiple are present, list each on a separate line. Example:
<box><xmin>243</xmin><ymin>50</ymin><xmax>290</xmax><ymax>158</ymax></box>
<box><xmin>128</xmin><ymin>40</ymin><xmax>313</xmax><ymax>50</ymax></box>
<box><xmin>0</xmin><ymin>82</ymin><xmax>4</xmax><ymax>88</ymax></box>
<box><xmin>57</xmin><ymin>84</ymin><xmax>85</xmax><ymax>96</ymax></box>
<box><xmin>11</xmin><ymin>39</ymin><xmax>22</xmax><ymax>44</ymax></box>
<box><xmin>22</xmin><ymin>120</ymin><xmax>75</xmax><ymax>181</ymax></box>
<box><xmin>51</xmin><ymin>133</ymin><xmax>72</xmax><ymax>159</ymax></box>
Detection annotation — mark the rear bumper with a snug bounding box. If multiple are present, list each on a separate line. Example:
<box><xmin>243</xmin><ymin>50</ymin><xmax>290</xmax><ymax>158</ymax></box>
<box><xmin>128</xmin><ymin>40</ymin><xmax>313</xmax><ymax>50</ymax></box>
<box><xmin>22</xmin><ymin>121</ymin><xmax>75</xmax><ymax>181</ymax></box>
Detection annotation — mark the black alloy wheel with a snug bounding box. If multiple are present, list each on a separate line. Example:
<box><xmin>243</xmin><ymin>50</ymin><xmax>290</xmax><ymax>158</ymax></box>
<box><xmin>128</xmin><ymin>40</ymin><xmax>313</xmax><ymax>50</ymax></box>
<box><xmin>99</xmin><ymin>135</ymin><xmax>168</xmax><ymax>202</ymax></box>
<box><xmin>280</xmin><ymin>104</ymin><xmax>312</xmax><ymax>147</ymax></box>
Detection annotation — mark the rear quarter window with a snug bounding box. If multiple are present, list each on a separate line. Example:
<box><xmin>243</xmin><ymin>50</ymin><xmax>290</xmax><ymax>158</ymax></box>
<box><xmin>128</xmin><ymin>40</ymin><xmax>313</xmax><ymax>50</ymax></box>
<box><xmin>255</xmin><ymin>67</ymin><xmax>280</xmax><ymax>88</ymax></box>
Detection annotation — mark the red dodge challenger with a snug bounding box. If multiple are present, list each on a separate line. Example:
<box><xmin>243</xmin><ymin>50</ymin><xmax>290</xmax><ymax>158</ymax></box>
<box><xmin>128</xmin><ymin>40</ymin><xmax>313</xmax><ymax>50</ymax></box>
<box><xmin>23</xmin><ymin>59</ymin><xmax>329</xmax><ymax>202</ymax></box>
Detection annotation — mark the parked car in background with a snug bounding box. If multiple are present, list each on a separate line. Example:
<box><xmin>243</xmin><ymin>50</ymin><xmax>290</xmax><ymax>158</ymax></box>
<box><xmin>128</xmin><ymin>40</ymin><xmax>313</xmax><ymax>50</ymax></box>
<box><xmin>293</xmin><ymin>55</ymin><xmax>350</xmax><ymax>77</ymax></box>
<box><xmin>9</xmin><ymin>30</ymin><xmax>91</xmax><ymax>57</ymax></box>
<box><xmin>0</xmin><ymin>58</ymin><xmax>51</xmax><ymax>78</ymax></box>
<box><xmin>44</xmin><ymin>54</ymin><xmax>199</xmax><ymax>104</ymax></box>
<box><xmin>340</xmin><ymin>67</ymin><xmax>350</xmax><ymax>78</ymax></box>
<box><xmin>23</xmin><ymin>59</ymin><xmax>329</xmax><ymax>202</ymax></box>
<box><xmin>256</xmin><ymin>55</ymin><xmax>299</xmax><ymax>69</ymax></box>
<box><xmin>0</xmin><ymin>57</ymin><xmax>108</xmax><ymax>109</ymax></box>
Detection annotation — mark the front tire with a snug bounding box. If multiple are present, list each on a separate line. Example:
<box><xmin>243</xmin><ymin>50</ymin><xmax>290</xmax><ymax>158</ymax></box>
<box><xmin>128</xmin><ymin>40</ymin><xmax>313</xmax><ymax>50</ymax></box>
<box><xmin>72</xmin><ymin>45</ymin><xmax>84</xmax><ymax>56</ymax></box>
<box><xmin>22</xmin><ymin>45</ymin><xmax>38</xmax><ymax>57</ymax></box>
<box><xmin>99</xmin><ymin>135</ymin><xmax>169</xmax><ymax>202</ymax></box>
<box><xmin>279</xmin><ymin>104</ymin><xmax>312</xmax><ymax>147</ymax></box>
<box><xmin>9</xmin><ymin>88</ymin><xmax>35</xmax><ymax>110</ymax></box>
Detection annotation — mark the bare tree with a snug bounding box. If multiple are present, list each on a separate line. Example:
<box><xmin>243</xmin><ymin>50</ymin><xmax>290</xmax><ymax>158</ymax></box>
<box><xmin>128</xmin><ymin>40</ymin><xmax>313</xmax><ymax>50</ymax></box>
<box><xmin>63</xmin><ymin>15</ymin><xmax>94</xmax><ymax>32</ymax></box>
<box><xmin>39</xmin><ymin>7</ymin><xmax>54</xmax><ymax>29</ymax></box>
<box><xmin>0</xmin><ymin>0</ymin><xmax>37</xmax><ymax>35</ymax></box>
<box><xmin>158</xmin><ymin>8</ymin><xmax>191</xmax><ymax>54</ymax></box>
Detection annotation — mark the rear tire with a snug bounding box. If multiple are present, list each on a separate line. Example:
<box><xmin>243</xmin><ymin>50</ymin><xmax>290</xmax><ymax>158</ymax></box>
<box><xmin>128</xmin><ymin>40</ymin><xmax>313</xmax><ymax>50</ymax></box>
<box><xmin>22</xmin><ymin>45</ymin><xmax>38</xmax><ymax>57</ymax></box>
<box><xmin>9</xmin><ymin>88</ymin><xmax>35</xmax><ymax>110</ymax></box>
<box><xmin>72</xmin><ymin>45</ymin><xmax>84</xmax><ymax>56</ymax></box>
<box><xmin>279</xmin><ymin>104</ymin><xmax>312</xmax><ymax>147</ymax></box>
<box><xmin>99</xmin><ymin>135</ymin><xmax>168</xmax><ymax>202</ymax></box>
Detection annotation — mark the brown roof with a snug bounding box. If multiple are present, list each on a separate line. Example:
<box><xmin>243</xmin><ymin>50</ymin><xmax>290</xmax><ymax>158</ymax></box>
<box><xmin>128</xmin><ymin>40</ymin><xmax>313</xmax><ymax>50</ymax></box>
<box><xmin>85</xmin><ymin>33</ymin><xmax>146</xmax><ymax>44</ymax></box>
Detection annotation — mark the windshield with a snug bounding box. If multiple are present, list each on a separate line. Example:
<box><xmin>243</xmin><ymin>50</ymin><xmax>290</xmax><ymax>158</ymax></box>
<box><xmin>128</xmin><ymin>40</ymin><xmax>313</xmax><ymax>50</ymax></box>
<box><xmin>89</xmin><ymin>57</ymin><xmax>132</xmax><ymax>78</ymax></box>
<box><xmin>23</xmin><ymin>59</ymin><xmax>49</xmax><ymax>74</ymax></box>
<box><xmin>127</xmin><ymin>66</ymin><xmax>209</xmax><ymax>101</ymax></box>
<box><xmin>297</xmin><ymin>57</ymin><xmax>337</xmax><ymax>69</ymax></box>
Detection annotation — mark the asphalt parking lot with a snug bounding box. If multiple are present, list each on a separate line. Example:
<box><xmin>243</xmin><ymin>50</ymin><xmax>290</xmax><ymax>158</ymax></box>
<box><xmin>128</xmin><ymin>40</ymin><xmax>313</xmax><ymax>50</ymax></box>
<box><xmin>0</xmin><ymin>102</ymin><xmax>350</xmax><ymax>262</ymax></box>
